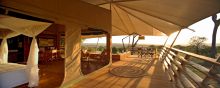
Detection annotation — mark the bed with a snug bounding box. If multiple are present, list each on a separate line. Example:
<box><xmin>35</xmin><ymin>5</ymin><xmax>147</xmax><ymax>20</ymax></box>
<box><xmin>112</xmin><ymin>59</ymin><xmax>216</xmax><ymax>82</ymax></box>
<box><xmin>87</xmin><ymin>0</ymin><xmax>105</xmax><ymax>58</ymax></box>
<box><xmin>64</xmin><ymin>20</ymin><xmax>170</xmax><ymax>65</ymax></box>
<box><xmin>0</xmin><ymin>63</ymin><xmax>28</xmax><ymax>88</ymax></box>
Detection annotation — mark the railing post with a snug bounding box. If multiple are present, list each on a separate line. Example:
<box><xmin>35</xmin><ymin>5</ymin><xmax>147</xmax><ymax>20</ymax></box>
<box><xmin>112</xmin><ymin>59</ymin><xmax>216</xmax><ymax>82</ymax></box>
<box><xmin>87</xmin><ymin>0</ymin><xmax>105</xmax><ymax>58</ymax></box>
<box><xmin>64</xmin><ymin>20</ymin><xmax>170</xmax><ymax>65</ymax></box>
<box><xmin>160</xmin><ymin>47</ymin><xmax>168</xmax><ymax>62</ymax></box>
<box><xmin>172</xmin><ymin>50</ymin><xmax>183</xmax><ymax>88</ymax></box>
<box><xmin>182</xmin><ymin>55</ymin><xmax>190</xmax><ymax>69</ymax></box>
<box><xmin>160</xmin><ymin>30</ymin><xmax>182</xmax><ymax>62</ymax></box>
<box><xmin>202</xmin><ymin>55</ymin><xmax>220</xmax><ymax>87</ymax></box>
<box><xmin>163</xmin><ymin>48</ymin><xmax>220</xmax><ymax>88</ymax></box>
<box><xmin>170</xmin><ymin>49</ymin><xmax>179</xmax><ymax>82</ymax></box>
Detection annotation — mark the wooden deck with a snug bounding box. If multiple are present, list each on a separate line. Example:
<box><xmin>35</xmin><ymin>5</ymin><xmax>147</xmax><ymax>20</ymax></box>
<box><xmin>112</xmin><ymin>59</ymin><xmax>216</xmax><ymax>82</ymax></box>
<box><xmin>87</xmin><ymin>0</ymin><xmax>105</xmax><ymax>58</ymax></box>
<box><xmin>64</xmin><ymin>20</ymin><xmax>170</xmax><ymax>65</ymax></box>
<box><xmin>71</xmin><ymin>55</ymin><xmax>175</xmax><ymax>88</ymax></box>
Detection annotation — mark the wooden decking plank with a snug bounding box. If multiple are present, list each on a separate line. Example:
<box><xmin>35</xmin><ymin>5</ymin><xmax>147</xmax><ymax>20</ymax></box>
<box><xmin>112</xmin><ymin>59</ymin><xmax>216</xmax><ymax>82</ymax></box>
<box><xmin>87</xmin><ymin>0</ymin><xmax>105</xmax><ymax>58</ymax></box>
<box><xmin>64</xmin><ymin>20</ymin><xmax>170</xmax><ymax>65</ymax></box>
<box><xmin>72</xmin><ymin>56</ymin><xmax>174</xmax><ymax>88</ymax></box>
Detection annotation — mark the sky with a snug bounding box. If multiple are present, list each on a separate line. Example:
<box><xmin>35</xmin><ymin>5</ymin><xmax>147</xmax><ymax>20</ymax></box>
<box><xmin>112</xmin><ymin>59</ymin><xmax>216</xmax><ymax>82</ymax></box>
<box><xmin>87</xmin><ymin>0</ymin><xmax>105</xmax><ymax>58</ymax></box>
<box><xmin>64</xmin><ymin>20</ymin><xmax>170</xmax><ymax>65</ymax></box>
<box><xmin>83</xmin><ymin>14</ymin><xmax>220</xmax><ymax>46</ymax></box>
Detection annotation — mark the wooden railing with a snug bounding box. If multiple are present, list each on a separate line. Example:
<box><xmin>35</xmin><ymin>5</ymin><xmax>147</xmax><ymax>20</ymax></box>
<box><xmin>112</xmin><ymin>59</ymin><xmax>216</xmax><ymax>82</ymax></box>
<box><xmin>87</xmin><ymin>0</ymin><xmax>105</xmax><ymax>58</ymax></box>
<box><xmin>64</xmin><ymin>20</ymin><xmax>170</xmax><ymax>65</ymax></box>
<box><xmin>159</xmin><ymin>47</ymin><xmax>220</xmax><ymax>88</ymax></box>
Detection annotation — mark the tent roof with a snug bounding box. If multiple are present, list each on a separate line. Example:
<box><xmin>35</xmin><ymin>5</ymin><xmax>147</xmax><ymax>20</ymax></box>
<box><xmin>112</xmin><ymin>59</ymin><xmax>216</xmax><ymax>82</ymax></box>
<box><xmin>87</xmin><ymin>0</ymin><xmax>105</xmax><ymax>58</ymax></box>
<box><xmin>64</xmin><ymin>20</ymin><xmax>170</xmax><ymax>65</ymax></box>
<box><xmin>1</xmin><ymin>0</ymin><xmax>220</xmax><ymax>36</ymax></box>
<box><xmin>82</xmin><ymin>0</ymin><xmax>220</xmax><ymax>36</ymax></box>
<box><xmin>0</xmin><ymin>0</ymin><xmax>111</xmax><ymax>33</ymax></box>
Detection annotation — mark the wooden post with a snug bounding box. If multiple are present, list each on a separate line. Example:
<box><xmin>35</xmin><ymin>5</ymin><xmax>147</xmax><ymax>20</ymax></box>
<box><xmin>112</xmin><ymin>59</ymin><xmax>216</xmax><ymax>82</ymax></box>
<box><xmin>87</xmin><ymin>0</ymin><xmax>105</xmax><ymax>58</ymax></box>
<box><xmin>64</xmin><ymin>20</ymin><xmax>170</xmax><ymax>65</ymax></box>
<box><xmin>106</xmin><ymin>32</ymin><xmax>112</xmax><ymax>64</ymax></box>
<box><xmin>202</xmin><ymin>55</ymin><xmax>220</xmax><ymax>87</ymax></box>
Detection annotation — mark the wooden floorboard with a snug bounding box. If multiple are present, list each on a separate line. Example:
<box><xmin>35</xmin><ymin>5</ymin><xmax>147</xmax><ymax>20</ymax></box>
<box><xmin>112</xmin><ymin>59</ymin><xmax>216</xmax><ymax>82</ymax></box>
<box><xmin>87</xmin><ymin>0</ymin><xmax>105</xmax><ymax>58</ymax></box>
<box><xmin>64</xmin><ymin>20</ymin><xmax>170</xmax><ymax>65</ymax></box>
<box><xmin>71</xmin><ymin>56</ymin><xmax>175</xmax><ymax>88</ymax></box>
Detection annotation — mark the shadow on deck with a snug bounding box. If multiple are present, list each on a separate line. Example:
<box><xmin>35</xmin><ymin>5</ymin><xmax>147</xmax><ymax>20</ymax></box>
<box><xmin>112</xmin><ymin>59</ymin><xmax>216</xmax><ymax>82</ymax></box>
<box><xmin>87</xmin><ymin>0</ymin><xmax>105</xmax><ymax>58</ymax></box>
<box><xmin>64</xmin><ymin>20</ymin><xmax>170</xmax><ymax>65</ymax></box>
<box><xmin>72</xmin><ymin>55</ymin><xmax>175</xmax><ymax>88</ymax></box>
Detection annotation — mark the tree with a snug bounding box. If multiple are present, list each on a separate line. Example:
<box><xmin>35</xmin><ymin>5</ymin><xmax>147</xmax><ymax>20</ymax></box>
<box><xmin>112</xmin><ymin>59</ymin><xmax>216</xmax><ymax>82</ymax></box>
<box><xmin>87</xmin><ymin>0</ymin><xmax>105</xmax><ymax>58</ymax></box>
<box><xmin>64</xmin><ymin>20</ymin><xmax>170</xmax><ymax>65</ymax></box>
<box><xmin>217</xmin><ymin>46</ymin><xmax>220</xmax><ymax>54</ymax></box>
<box><xmin>210</xmin><ymin>14</ymin><xmax>220</xmax><ymax>58</ymax></box>
<box><xmin>189</xmin><ymin>36</ymin><xmax>207</xmax><ymax>54</ymax></box>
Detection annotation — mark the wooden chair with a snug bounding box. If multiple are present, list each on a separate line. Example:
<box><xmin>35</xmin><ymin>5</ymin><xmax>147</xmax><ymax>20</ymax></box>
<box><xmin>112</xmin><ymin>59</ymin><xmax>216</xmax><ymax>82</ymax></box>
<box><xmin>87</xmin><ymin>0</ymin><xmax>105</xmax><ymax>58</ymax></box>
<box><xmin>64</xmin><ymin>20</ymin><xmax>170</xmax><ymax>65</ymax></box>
<box><xmin>93</xmin><ymin>49</ymin><xmax>108</xmax><ymax>64</ymax></box>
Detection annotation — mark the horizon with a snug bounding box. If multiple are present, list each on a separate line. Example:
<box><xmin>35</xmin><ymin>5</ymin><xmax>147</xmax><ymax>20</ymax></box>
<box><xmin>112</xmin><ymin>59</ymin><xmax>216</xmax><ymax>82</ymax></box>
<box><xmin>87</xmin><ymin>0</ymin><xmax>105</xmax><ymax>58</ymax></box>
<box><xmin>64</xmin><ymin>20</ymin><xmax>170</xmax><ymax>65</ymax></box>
<box><xmin>82</xmin><ymin>42</ymin><xmax>220</xmax><ymax>47</ymax></box>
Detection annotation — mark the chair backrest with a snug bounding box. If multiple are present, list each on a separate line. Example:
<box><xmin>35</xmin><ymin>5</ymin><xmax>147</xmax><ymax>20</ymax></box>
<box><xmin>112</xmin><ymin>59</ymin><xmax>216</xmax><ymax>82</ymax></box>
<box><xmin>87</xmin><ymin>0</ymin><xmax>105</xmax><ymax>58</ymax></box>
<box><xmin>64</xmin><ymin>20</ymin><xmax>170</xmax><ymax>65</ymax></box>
<box><xmin>81</xmin><ymin>50</ymin><xmax>89</xmax><ymax>58</ymax></box>
<box><xmin>100</xmin><ymin>49</ymin><xmax>107</xmax><ymax>56</ymax></box>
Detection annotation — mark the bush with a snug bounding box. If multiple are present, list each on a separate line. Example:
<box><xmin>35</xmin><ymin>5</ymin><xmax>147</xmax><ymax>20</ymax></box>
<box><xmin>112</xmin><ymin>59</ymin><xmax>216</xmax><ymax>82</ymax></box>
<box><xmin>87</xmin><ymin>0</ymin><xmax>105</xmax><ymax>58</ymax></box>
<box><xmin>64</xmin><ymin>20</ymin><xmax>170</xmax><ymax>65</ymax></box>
<box><xmin>112</xmin><ymin>47</ymin><xmax>118</xmax><ymax>54</ymax></box>
<box><xmin>97</xmin><ymin>46</ymin><xmax>105</xmax><ymax>51</ymax></box>
<box><xmin>117</xmin><ymin>47</ymin><xmax>124</xmax><ymax>53</ymax></box>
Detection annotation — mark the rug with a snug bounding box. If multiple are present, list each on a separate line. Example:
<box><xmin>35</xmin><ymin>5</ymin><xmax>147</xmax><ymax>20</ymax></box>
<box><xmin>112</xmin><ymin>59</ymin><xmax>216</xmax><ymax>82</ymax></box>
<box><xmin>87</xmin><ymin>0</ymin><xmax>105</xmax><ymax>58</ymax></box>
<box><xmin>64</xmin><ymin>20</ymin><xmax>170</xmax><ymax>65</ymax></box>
<box><xmin>109</xmin><ymin>66</ymin><xmax>147</xmax><ymax>78</ymax></box>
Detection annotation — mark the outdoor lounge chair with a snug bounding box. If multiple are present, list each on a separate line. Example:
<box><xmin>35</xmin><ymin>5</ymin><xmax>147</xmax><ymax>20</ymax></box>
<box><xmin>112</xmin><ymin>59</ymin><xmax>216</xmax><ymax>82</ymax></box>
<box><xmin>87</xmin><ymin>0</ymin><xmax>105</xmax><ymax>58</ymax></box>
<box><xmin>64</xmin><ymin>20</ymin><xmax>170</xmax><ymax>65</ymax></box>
<box><xmin>92</xmin><ymin>49</ymin><xmax>108</xmax><ymax>64</ymax></box>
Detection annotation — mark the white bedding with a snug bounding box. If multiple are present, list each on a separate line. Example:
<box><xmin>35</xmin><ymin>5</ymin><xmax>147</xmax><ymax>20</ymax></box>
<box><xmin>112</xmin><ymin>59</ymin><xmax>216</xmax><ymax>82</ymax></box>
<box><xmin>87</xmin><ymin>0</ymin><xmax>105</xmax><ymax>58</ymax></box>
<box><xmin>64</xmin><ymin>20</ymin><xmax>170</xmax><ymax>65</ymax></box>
<box><xmin>0</xmin><ymin>63</ymin><xmax>28</xmax><ymax>88</ymax></box>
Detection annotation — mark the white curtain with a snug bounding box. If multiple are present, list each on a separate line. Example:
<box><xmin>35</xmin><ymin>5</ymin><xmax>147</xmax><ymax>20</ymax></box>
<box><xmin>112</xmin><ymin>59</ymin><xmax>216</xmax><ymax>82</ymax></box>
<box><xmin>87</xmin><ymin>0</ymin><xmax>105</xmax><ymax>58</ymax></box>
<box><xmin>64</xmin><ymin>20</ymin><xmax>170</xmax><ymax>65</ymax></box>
<box><xmin>0</xmin><ymin>38</ymin><xmax>8</xmax><ymax>64</ymax></box>
<box><xmin>0</xmin><ymin>15</ymin><xmax>51</xmax><ymax>87</ymax></box>
<box><xmin>0</xmin><ymin>30</ymin><xmax>20</xmax><ymax>64</ymax></box>
<box><xmin>26</xmin><ymin>37</ymin><xmax>39</xmax><ymax>87</ymax></box>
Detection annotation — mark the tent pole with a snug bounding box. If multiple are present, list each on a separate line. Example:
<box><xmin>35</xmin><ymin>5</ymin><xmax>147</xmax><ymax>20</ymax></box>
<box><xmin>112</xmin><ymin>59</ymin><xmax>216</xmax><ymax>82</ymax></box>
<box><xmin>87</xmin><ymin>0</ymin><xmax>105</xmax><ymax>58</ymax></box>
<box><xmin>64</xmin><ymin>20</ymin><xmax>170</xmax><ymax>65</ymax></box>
<box><xmin>170</xmin><ymin>29</ymin><xmax>182</xmax><ymax>48</ymax></box>
<box><xmin>108</xmin><ymin>0</ymin><xmax>112</xmax><ymax>66</ymax></box>
<box><xmin>162</xmin><ymin>29</ymin><xmax>182</xmax><ymax>60</ymax></box>
<box><xmin>163</xmin><ymin>36</ymin><xmax>169</xmax><ymax>47</ymax></box>
<box><xmin>122</xmin><ymin>34</ymin><xmax>131</xmax><ymax>52</ymax></box>
<box><xmin>133</xmin><ymin>35</ymin><xmax>139</xmax><ymax>47</ymax></box>
<box><xmin>122</xmin><ymin>39</ymin><xmax>125</xmax><ymax>52</ymax></box>
<box><xmin>131</xmin><ymin>34</ymin><xmax>135</xmax><ymax>54</ymax></box>
<box><xmin>128</xmin><ymin>36</ymin><xmax>130</xmax><ymax>49</ymax></box>
<box><xmin>106</xmin><ymin>32</ymin><xmax>112</xmax><ymax>65</ymax></box>
<box><xmin>96</xmin><ymin>37</ymin><xmax>99</xmax><ymax>51</ymax></box>
<box><xmin>161</xmin><ymin>29</ymin><xmax>182</xmax><ymax>62</ymax></box>
<box><xmin>131</xmin><ymin>34</ymin><xmax>139</xmax><ymax>55</ymax></box>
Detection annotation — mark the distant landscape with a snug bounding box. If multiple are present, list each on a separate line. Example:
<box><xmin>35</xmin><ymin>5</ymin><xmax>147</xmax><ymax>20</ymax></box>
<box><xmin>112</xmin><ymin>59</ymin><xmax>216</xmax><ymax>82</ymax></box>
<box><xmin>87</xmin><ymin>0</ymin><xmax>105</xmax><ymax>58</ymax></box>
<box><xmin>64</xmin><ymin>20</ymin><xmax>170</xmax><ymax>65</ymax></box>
<box><xmin>82</xmin><ymin>41</ymin><xmax>220</xmax><ymax>58</ymax></box>
<box><xmin>82</xmin><ymin>43</ymin><xmax>220</xmax><ymax>47</ymax></box>
<box><xmin>82</xmin><ymin>43</ymin><xmax>164</xmax><ymax>48</ymax></box>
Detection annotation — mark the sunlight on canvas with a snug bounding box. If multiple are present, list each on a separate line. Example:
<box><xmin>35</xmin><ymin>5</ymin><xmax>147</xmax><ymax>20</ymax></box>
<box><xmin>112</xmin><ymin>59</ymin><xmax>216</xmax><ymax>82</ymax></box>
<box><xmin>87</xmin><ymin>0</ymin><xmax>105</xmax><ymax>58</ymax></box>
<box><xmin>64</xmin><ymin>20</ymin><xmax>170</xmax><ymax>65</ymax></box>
<box><xmin>83</xmin><ymin>14</ymin><xmax>220</xmax><ymax>46</ymax></box>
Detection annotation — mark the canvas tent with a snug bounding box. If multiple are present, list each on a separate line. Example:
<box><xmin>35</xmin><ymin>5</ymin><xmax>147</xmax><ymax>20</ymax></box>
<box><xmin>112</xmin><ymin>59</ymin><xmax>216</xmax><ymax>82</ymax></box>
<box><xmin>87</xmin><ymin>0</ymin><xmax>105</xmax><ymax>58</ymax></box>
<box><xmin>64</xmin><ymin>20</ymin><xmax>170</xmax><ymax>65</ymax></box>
<box><xmin>0</xmin><ymin>0</ymin><xmax>220</xmax><ymax>87</ymax></box>
<box><xmin>0</xmin><ymin>0</ymin><xmax>111</xmax><ymax>87</ymax></box>
<box><xmin>82</xmin><ymin>0</ymin><xmax>220</xmax><ymax>36</ymax></box>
